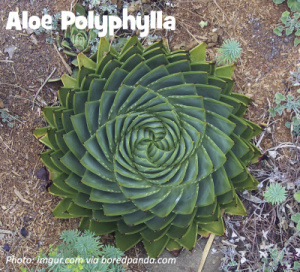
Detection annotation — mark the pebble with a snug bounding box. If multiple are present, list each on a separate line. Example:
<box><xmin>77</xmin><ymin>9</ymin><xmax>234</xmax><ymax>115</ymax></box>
<box><xmin>21</xmin><ymin>227</ymin><xmax>28</xmax><ymax>237</ymax></box>
<box><xmin>30</xmin><ymin>35</ymin><xmax>38</xmax><ymax>45</ymax></box>
<box><xmin>211</xmin><ymin>33</ymin><xmax>218</xmax><ymax>43</ymax></box>
<box><xmin>3</xmin><ymin>244</ymin><xmax>10</xmax><ymax>252</ymax></box>
<box><xmin>25</xmin><ymin>28</ymin><xmax>34</xmax><ymax>35</ymax></box>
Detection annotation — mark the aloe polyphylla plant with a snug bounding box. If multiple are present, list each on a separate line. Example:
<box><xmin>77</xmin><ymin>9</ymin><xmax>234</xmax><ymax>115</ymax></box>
<box><xmin>34</xmin><ymin>36</ymin><xmax>261</xmax><ymax>258</ymax></box>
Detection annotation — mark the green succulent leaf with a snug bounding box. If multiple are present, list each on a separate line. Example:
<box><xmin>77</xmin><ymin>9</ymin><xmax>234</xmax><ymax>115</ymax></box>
<box><xmin>291</xmin><ymin>213</ymin><xmax>300</xmax><ymax>223</ymax></box>
<box><xmin>281</xmin><ymin>11</ymin><xmax>291</xmax><ymax>24</ymax></box>
<box><xmin>274</xmin><ymin>26</ymin><xmax>284</xmax><ymax>36</ymax></box>
<box><xmin>34</xmin><ymin>36</ymin><xmax>261</xmax><ymax>257</ymax></box>
<box><xmin>291</xmin><ymin>213</ymin><xmax>300</xmax><ymax>230</ymax></box>
<box><xmin>288</xmin><ymin>0</ymin><xmax>300</xmax><ymax>12</ymax></box>
<box><xmin>275</xmin><ymin>92</ymin><xmax>286</xmax><ymax>104</ymax></box>
<box><xmin>294</xmin><ymin>191</ymin><xmax>300</xmax><ymax>202</ymax></box>
<box><xmin>294</xmin><ymin>37</ymin><xmax>300</xmax><ymax>46</ymax></box>
<box><xmin>286</xmin><ymin>27</ymin><xmax>294</xmax><ymax>36</ymax></box>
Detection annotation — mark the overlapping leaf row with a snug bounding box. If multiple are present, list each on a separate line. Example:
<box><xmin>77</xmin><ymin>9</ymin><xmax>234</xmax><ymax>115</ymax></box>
<box><xmin>34</xmin><ymin>37</ymin><xmax>261</xmax><ymax>257</ymax></box>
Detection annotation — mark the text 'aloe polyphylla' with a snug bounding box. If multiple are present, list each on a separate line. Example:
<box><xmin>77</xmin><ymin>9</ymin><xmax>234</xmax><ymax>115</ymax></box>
<box><xmin>34</xmin><ymin>36</ymin><xmax>261</xmax><ymax>258</ymax></box>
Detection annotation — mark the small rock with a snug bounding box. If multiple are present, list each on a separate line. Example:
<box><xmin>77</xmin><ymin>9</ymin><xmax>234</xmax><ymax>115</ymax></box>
<box><xmin>35</xmin><ymin>166</ymin><xmax>49</xmax><ymax>181</ymax></box>
<box><xmin>26</xmin><ymin>28</ymin><xmax>34</xmax><ymax>35</ymax></box>
<box><xmin>211</xmin><ymin>33</ymin><xmax>218</xmax><ymax>43</ymax></box>
<box><xmin>30</xmin><ymin>35</ymin><xmax>38</xmax><ymax>45</ymax></box>
<box><xmin>20</xmin><ymin>227</ymin><xmax>28</xmax><ymax>237</ymax></box>
<box><xmin>3</xmin><ymin>244</ymin><xmax>10</xmax><ymax>252</ymax></box>
<box><xmin>0</xmin><ymin>99</ymin><xmax>4</xmax><ymax>109</ymax></box>
<box><xmin>3</xmin><ymin>45</ymin><xmax>17</xmax><ymax>59</ymax></box>
<box><xmin>268</xmin><ymin>150</ymin><xmax>277</xmax><ymax>159</ymax></box>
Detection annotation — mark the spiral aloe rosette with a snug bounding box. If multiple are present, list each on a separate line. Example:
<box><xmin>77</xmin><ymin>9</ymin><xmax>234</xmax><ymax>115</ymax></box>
<box><xmin>34</xmin><ymin>36</ymin><xmax>261</xmax><ymax>257</ymax></box>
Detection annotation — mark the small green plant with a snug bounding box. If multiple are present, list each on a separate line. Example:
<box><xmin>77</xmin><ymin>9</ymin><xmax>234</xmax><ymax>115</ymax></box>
<box><xmin>223</xmin><ymin>260</ymin><xmax>238</xmax><ymax>272</ymax></box>
<box><xmin>294</xmin><ymin>191</ymin><xmax>300</xmax><ymax>201</ymax></box>
<box><xmin>292</xmin><ymin>213</ymin><xmax>300</xmax><ymax>230</ymax></box>
<box><xmin>291</xmin><ymin>191</ymin><xmax>300</xmax><ymax>230</ymax></box>
<box><xmin>56</xmin><ymin>4</ymin><xmax>99</xmax><ymax>66</ymax></box>
<box><xmin>34</xmin><ymin>9</ymin><xmax>61</xmax><ymax>45</ymax></box>
<box><xmin>83</xmin><ymin>0</ymin><xmax>101</xmax><ymax>9</ymax></box>
<box><xmin>273</xmin><ymin>0</ymin><xmax>300</xmax><ymax>12</ymax></box>
<box><xmin>269</xmin><ymin>92</ymin><xmax>300</xmax><ymax>136</ymax></box>
<box><xmin>258</xmin><ymin>247</ymin><xmax>300</xmax><ymax>271</ymax></box>
<box><xmin>216</xmin><ymin>39</ymin><xmax>242</xmax><ymax>65</ymax></box>
<box><xmin>290</xmin><ymin>68</ymin><xmax>300</xmax><ymax>86</ymax></box>
<box><xmin>21</xmin><ymin>230</ymin><xmax>126</xmax><ymax>272</ymax></box>
<box><xmin>199</xmin><ymin>20</ymin><xmax>208</xmax><ymax>28</ymax></box>
<box><xmin>261</xmin><ymin>248</ymin><xmax>285</xmax><ymax>271</ymax></box>
<box><xmin>273</xmin><ymin>11</ymin><xmax>300</xmax><ymax>47</ymax></box>
<box><xmin>263</xmin><ymin>183</ymin><xmax>287</xmax><ymax>205</ymax></box>
<box><xmin>0</xmin><ymin>109</ymin><xmax>18</xmax><ymax>128</ymax></box>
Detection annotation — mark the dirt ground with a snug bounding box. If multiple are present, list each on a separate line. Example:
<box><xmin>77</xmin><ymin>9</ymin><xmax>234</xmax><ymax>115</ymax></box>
<box><xmin>0</xmin><ymin>0</ymin><xmax>299</xmax><ymax>271</ymax></box>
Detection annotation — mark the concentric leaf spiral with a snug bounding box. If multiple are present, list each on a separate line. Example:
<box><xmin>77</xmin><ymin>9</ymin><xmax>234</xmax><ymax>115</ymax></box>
<box><xmin>34</xmin><ymin>37</ymin><xmax>261</xmax><ymax>257</ymax></box>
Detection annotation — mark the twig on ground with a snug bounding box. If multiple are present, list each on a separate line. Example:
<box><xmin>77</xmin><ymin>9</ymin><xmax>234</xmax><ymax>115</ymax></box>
<box><xmin>198</xmin><ymin>233</ymin><xmax>216</xmax><ymax>272</ymax></box>
<box><xmin>52</xmin><ymin>43</ymin><xmax>72</xmax><ymax>75</ymax></box>
<box><xmin>266</xmin><ymin>142</ymin><xmax>300</xmax><ymax>152</ymax></box>
<box><xmin>282</xmin><ymin>231</ymin><xmax>300</xmax><ymax>252</ymax></box>
<box><xmin>198</xmin><ymin>209</ymin><xmax>225</xmax><ymax>272</ymax></box>
<box><xmin>0</xmin><ymin>60</ymin><xmax>14</xmax><ymax>63</ymax></box>
<box><xmin>177</xmin><ymin>21</ymin><xmax>200</xmax><ymax>43</ymax></box>
<box><xmin>13</xmin><ymin>95</ymin><xmax>42</xmax><ymax>107</ymax></box>
<box><xmin>213</xmin><ymin>0</ymin><xmax>230</xmax><ymax>24</ymax></box>
<box><xmin>32</xmin><ymin>67</ymin><xmax>57</xmax><ymax>110</ymax></box>
<box><xmin>256</xmin><ymin>131</ymin><xmax>266</xmax><ymax>150</ymax></box>
<box><xmin>70</xmin><ymin>0</ymin><xmax>79</xmax><ymax>11</ymax></box>
<box><xmin>173</xmin><ymin>4</ymin><xmax>203</xmax><ymax>17</ymax></box>
<box><xmin>14</xmin><ymin>187</ymin><xmax>31</xmax><ymax>204</ymax></box>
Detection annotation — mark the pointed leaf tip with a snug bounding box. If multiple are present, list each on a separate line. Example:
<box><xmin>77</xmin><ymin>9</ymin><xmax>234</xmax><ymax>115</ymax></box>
<box><xmin>189</xmin><ymin>42</ymin><xmax>207</xmax><ymax>62</ymax></box>
<box><xmin>215</xmin><ymin>64</ymin><xmax>235</xmax><ymax>78</ymax></box>
<box><xmin>61</xmin><ymin>74</ymin><xmax>79</xmax><ymax>88</ymax></box>
<box><xmin>78</xmin><ymin>53</ymin><xmax>97</xmax><ymax>70</ymax></box>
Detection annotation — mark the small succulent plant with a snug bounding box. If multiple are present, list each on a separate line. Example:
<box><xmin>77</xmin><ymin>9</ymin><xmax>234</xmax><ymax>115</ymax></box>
<box><xmin>34</xmin><ymin>36</ymin><xmax>261</xmax><ymax>257</ymax></box>
<box><xmin>292</xmin><ymin>191</ymin><xmax>300</xmax><ymax>230</ymax></box>
<box><xmin>263</xmin><ymin>183</ymin><xmax>287</xmax><ymax>205</ymax></box>
<box><xmin>57</xmin><ymin>4</ymin><xmax>98</xmax><ymax>65</ymax></box>
<box><xmin>20</xmin><ymin>230</ymin><xmax>125</xmax><ymax>272</ymax></box>
<box><xmin>269</xmin><ymin>92</ymin><xmax>300</xmax><ymax>136</ymax></box>
<box><xmin>273</xmin><ymin>0</ymin><xmax>300</xmax><ymax>13</ymax></box>
<box><xmin>61</xmin><ymin>26</ymin><xmax>97</xmax><ymax>57</ymax></box>
<box><xmin>216</xmin><ymin>39</ymin><xmax>242</xmax><ymax>65</ymax></box>
<box><xmin>0</xmin><ymin>109</ymin><xmax>18</xmax><ymax>128</ymax></box>
<box><xmin>273</xmin><ymin>11</ymin><xmax>300</xmax><ymax>47</ymax></box>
